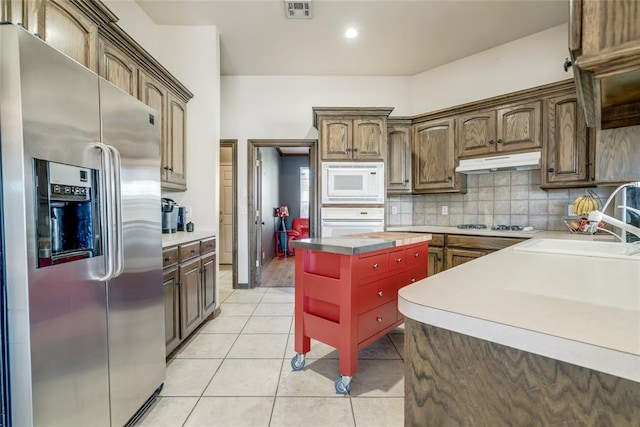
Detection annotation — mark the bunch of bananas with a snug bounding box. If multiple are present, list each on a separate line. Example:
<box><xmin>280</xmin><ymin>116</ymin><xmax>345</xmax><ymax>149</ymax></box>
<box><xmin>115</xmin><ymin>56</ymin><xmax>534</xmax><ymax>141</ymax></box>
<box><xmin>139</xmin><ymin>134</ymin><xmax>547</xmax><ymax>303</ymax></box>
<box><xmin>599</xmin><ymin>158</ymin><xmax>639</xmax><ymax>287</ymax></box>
<box><xmin>572</xmin><ymin>195</ymin><xmax>599</xmax><ymax>215</ymax></box>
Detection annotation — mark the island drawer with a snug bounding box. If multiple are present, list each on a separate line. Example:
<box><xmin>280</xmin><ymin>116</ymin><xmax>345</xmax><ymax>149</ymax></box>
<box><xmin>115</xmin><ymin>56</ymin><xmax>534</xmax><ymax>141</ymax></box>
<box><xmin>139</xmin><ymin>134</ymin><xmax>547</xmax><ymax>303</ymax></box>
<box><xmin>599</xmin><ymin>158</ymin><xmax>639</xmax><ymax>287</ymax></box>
<box><xmin>389</xmin><ymin>248</ymin><xmax>406</xmax><ymax>271</ymax></box>
<box><xmin>358</xmin><ymin>277</ymin><xmax>398</xmax><ymax>314</ymax></box>
<box><xmin>404</xmin><ymin>243</ymin><xmax>428</xmax><ymax>267</ymax></box>
<box><xmin>358</xmin><ymin>252</ymin><xmax>389</xmax><ymax>282</ymax></box>
<box><xmin>358</xmin><ymin>300</ymin><xmax>398</xmax><ymax>343</ymax></box>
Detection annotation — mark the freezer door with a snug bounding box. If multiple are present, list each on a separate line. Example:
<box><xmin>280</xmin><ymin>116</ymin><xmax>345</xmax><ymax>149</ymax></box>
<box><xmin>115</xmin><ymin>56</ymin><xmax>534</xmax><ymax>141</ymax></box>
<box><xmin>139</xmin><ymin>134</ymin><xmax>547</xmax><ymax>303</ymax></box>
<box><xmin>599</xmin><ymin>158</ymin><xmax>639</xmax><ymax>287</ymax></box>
<box><xmin>3</xmin><ymin>27</ymin><xmax>111</xmax><ymax>426</ymax></box>
<box><xmin>99</xmin><ymin>79</ymin><xmax>165</xmax><ymax>426</ymax></box>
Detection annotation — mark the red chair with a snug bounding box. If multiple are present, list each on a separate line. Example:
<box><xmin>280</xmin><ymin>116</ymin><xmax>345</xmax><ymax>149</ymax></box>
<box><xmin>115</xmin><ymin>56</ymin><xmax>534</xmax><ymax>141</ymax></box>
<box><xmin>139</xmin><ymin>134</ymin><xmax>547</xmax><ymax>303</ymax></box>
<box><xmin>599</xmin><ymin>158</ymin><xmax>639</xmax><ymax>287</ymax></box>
<box><xmin>287</xmin><ymin>218</ymin><xmax>309</xmax><ymax>255</ymax></box>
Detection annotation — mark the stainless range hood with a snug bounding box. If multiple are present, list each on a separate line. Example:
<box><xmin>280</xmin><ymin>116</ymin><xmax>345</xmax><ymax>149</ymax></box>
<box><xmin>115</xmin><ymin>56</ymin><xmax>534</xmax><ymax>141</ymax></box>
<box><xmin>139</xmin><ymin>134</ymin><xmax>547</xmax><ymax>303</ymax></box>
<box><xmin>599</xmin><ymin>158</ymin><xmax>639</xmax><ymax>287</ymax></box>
<box><xmin>455</xmin><ymin>151</ymin><xmax>541</xmax><ymax>175</ymax></box>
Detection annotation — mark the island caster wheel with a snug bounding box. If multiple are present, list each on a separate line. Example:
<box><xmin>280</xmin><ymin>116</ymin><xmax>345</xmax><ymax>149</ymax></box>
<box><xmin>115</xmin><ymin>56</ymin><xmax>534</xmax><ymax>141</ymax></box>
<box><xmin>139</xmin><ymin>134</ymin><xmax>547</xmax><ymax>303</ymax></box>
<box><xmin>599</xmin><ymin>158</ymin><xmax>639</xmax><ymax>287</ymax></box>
<box><xmin>334</xmin><ymin>376</ymin><xmax>352</xmax><ymax>395</ymax></box>
<box><xmin>291</xmin><ymin>353</ymin><xmax>306</xmax><ymax>371</ymax></box>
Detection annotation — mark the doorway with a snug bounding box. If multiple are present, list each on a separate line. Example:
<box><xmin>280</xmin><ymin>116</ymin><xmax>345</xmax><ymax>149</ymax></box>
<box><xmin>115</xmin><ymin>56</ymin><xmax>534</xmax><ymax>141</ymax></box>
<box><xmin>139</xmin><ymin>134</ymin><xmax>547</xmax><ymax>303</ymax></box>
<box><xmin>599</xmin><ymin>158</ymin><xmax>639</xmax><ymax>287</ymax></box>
<box><xmin>247</xmin><ymin>139</ymin><xmax>317</xmax><ymax>288</ymax></box>
<box><xmin>219</xmin><ymin>139</ymin><xmax>238</xmax><ymax>289</ymax></box>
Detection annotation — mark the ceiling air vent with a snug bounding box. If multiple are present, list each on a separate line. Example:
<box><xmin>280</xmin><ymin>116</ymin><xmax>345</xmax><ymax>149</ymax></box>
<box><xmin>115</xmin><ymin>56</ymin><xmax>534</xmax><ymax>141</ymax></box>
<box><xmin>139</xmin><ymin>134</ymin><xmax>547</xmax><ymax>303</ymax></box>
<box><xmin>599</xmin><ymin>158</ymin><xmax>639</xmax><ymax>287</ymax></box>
<box><xmin>284</xmin><ymin>1</ymin><xmax>312</xmax><ymax>19</ymax></box>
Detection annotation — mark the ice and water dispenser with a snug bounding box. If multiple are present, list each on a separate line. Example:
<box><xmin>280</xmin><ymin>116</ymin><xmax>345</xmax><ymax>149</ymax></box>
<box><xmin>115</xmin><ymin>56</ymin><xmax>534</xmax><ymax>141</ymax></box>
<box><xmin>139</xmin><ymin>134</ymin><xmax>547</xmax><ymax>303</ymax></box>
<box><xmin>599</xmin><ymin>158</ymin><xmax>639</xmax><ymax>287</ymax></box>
<box><xmin>34</xmin><ymin>159</ymin><xmax>102</xmax><ymax>267</ymax></box>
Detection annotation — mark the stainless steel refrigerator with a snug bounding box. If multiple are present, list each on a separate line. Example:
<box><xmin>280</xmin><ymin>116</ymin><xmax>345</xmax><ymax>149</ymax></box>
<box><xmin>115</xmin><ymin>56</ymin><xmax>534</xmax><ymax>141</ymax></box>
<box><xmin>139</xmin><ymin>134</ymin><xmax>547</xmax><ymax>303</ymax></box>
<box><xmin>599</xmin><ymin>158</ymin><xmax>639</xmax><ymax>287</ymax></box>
<box><xmin>0</xmin><ymin>25</ymin><xmax>165</xmax><ymax>426</ymax></box>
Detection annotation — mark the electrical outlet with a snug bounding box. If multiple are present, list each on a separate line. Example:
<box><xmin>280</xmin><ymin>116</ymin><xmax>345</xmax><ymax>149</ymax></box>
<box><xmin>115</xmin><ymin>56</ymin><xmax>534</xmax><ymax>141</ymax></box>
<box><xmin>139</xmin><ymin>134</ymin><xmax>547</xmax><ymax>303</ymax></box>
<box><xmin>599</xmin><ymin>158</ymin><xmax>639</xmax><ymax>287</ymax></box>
<box><xmin>568</xmin><ymin>204</ymin><xmax>575</xmax><ymax>216</ymax></box>
<box><xmin>442</xmin><ymin>205</ymin><xmax>448</xmax><ymax>215</ymax></box>
<box><xmin>391</xmin><ymin>206</ymin><xmax>398</xmax><ymax>215</ymax></box>
<box><xmin>184</xmin><ymin>205</ymin><xmax>192</xmax><ymax>219</ymax></box>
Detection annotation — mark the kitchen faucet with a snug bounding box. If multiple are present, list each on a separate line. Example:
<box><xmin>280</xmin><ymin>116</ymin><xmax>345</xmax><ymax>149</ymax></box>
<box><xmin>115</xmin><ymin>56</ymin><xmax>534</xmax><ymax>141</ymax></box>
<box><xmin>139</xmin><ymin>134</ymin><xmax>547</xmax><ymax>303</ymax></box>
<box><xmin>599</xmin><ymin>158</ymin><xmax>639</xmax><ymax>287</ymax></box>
<box><xmin>587</xmin><ymin>181</ymin><xmax>640</xmax><ymax>250</ymax></box>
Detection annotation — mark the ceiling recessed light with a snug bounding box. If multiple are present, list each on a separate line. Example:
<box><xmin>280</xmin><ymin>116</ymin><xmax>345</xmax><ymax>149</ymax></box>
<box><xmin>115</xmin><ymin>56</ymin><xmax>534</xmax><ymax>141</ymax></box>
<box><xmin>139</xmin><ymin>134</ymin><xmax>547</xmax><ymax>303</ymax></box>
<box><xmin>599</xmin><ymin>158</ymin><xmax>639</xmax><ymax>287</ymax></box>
<box><xmin>345</xmin><ymin>28</ymin><xmax>358</xmax><ymax>39</ymax></box>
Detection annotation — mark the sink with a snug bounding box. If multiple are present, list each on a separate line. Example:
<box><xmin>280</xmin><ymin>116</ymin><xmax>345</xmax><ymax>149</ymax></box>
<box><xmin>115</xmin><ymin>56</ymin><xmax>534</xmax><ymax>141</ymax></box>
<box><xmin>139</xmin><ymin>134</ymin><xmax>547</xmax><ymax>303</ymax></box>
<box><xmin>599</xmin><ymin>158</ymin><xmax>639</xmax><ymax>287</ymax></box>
<box><xmin>514</xmin><ymin>238</ymin><xmax>640</xmax><ymax>260</ymax></box>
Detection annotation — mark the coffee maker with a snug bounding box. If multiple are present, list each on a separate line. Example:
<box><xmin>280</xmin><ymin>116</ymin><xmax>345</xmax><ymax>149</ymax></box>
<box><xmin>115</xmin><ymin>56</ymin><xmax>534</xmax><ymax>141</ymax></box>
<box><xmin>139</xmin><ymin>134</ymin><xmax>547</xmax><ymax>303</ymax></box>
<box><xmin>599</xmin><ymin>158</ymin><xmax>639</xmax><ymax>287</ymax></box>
<box><xmin>161</xmin><ymin>198</ymin><xmax>179</xmax><ymax>233</ymax></box>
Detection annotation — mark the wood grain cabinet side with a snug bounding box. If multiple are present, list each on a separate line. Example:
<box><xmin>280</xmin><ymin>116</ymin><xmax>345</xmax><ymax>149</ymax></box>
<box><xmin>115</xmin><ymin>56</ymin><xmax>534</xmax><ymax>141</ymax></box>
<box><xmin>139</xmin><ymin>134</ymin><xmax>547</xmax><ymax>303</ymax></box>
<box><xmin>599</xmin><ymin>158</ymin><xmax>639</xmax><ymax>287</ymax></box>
<box><xmin>542</xmin><ymin>94</ymin><xmax>595</xmax><ymax>188</ymax></box>
<box><xmin>570</xmin><ymin>0</ymin><xmax>640</xmax><ymax>129</ymax></box>
<box><xmin>24</xmin><ymin>0</ymin><xmax>98</xmax><ymax>71</ymax></box>
<box><xmin>386</xmin><ymin>119</ymin><xmax>412</xmax><ymax>194</ymax></box>
<box><xmin>412</xmin><ymin>118</ymin><xmax>466</xmax><ymax>194</ymax></box>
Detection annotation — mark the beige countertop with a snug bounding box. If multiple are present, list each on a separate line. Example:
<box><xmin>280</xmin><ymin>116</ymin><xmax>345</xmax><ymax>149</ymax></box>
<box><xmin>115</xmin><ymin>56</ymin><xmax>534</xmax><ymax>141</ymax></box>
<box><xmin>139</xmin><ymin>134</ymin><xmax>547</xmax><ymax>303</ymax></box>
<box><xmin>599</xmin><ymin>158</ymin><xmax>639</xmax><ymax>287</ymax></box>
<box><xmin>387</xmin><ymin>225</ymin><xmax>561</xmax><ymax>239</ymax></box>
<box><xmin>398</xmin><ymin>234</ymin><xmax>640</xmax><ymax>383</ymax></box>
<box><xmin>162</xmin><ymin>230</ymin><xmax>216</xmax><ymax>248</ymax></box>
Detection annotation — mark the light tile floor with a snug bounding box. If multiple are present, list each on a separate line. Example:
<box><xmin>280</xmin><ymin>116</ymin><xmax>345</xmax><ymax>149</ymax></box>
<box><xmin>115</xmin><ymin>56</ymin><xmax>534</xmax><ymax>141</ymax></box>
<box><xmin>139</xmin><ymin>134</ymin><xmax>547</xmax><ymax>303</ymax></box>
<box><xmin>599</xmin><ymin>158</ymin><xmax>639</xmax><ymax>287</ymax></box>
<box><xmin>136</xmin><ymin>265</ymin><xmax>405</xmax><ymax>426</ymax></box>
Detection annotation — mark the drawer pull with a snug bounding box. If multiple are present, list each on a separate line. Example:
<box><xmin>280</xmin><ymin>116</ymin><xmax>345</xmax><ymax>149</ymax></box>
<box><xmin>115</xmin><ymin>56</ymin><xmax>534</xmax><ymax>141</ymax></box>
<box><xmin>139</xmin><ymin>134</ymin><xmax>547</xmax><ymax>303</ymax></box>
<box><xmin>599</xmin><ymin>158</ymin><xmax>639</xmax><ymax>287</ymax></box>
<box><xmin>376</xmin><ymin>316</ymin><xmax>383</xmax><ymax>323</ymax></box>
<box><xmin>377</xmin><ymin>291</ymin><xmax>383</xmax><ymax>297</ymax></box>
<box><xmin>410</xmin><ymin>278</ymin><xmax>416</xmax><ymax>283</ymax></box>
<box><xmin>190</xmin><ymin>249</ymin><xmax>196</xmax><ymax>254</ymax></box>
<box><xmin>372</xmin><ymin>263</ymin><xmax>379</xmax><ymax>269</ymax></box>
<box><xmin>164</xmin><ymin>256</ymin><xmax>171</xmax><ymax>262</ymax></box>
<box><xmin>396</xmin><ymin>257</ymin><xmax>402</xmax><ymax>263</ymax></box>
<box><xmin>414</xmin><ymin>253</ymin><xmax>420</xmax><ymax>258</ymax></box>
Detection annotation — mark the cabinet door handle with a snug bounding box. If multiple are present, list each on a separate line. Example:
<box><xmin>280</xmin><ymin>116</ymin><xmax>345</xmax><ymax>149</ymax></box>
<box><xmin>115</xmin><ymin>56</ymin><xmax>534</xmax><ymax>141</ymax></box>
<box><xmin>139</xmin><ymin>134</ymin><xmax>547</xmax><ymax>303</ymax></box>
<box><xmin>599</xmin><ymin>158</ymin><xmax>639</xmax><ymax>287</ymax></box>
<box><xmin>376</xmin><ymin>316</ymin><xmax>383</xmax><ymax>323</ymax></box>
<box><xmin>404</xmin><ymin>179</ymin><xmax>409</xmax><ymax>183</ymax></box>
<box><xmin>447</xmin><ymin>176</ymin><xmax>452</xmax><ymax>181</ymax></box>
<box><xmin>548</xmin><ymin>168</ymin><xmax>555</xmax><ymax>173</ymax></box>
<box><xmin>346</xmin><ymin>147</ymin><xmax>352</xmax><ymax>152</ymax></box>
<box><xmin>190</xmin><ymin>249</ymin><xmax>196</xmax><ymax>254</ymax></box>
<box><xmin>563</xmin><ymin>58</ymin><xmax>572</xmax><ymax>72</ymax></box>
<box><xmin>163</xmin><ymin>166</ymin><xmax>170</xmax><ymax>170</ymax></box>
<box><xmin>488</xmin><ymin>139</ymin><xmax>495</xmax><ymax>145</ymax></box>
<box><xmin>164</xmin><ymin>256</ymin><xmax>172</xmax><ymax>262</ymax></box>
<box><xmin>353</xmin><ymin>147</ymin><xmax>358</xmax><ymax>152</ymax></box>
<box><xmin>396</xmin><ymin>257</ymin><xmax>402</xmax><ymax>263</ymax></box>
<box><xmin>372</xmin><ymin>263</ymin><xmax>379</xmax><ymax>269</ymax></box>
<box><xmin>497</xmin><ymin>139</ymin><xmax>503</xmax><ymax>144</ymax></box>
<box><xmin>414</xmin><ymin>253</ymin><xmax>420</xmax><ymax>258</ymax></box>
<box><xmin>377</xmin><ymin>291</ymin><xmax>384</xmax><ymax>297</ymax></box>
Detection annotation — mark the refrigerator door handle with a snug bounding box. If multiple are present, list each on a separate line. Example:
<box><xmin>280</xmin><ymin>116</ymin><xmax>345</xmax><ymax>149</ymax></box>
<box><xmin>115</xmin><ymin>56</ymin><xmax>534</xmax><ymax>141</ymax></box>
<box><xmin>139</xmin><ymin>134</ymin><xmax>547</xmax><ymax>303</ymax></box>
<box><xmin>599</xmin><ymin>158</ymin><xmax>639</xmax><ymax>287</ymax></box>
<box><xmin>108</xmin><ymin>145</ymin><xmax>124</xmax><ymax>278</ymax></box>
<box><xmin>94</xmin><ymin>142</ymin><xmax>115</xmax><ymax>281</ymax></box>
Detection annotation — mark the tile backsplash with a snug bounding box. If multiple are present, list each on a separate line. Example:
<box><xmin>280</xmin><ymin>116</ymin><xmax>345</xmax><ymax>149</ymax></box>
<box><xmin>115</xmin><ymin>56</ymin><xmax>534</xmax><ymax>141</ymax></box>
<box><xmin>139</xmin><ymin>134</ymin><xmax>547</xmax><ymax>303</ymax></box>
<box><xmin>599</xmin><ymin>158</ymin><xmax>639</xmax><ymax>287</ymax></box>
<box><xmin>387</xmin><ymin>170</ymin><xmax>615</xmax><ymax>232</ymax></box>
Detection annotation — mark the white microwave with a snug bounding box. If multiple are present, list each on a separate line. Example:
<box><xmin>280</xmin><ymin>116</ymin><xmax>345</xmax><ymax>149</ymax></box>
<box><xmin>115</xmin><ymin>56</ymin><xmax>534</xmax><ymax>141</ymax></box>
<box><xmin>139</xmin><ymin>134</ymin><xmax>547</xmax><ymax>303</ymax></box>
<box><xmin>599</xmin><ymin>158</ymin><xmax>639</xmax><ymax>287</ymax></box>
<box><xmin>322</xmin><ymin>162</ymin><xmax>384</xmax><ymax>204</ymax></box>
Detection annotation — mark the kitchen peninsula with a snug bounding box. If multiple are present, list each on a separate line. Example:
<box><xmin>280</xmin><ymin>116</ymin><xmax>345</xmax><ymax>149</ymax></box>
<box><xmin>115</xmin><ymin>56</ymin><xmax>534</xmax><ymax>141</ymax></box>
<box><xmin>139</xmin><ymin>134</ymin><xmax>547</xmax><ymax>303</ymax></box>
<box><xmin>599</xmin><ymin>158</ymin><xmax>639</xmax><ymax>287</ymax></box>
<box><xmin>290</xmin><ymin>232</ymin><xmax>431</xmax><ymax>393</ymax></box>
<box><xmin>399</xmin><ymin>237</ymin><xmax>640</xmax><ymax>424</ymax></box>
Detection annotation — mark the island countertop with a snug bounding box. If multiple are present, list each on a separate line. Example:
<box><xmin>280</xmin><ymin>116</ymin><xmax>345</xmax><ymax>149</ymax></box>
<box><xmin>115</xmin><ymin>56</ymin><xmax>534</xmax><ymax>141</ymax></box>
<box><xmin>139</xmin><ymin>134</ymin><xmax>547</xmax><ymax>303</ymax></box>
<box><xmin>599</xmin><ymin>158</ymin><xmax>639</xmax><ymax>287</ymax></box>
<box><xmin>290</xmin><ymin>232</ymin><xmax>432</xmax><ymax>255</ymax></box>
<box><xmin>398</xmin><ymin>236</ymin><xmax>640</xmax><ymax>383</ymax></box>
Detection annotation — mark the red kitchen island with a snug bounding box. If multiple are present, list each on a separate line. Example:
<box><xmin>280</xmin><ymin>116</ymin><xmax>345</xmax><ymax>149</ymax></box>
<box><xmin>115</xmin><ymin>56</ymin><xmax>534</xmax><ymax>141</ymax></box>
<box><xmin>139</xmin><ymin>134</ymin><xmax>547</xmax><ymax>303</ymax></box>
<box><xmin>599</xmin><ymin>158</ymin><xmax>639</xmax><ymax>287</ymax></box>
<box><xmin>289</xmin><ymin>232</ymin><xmax>431</xmax><ymax>394</ymax></box>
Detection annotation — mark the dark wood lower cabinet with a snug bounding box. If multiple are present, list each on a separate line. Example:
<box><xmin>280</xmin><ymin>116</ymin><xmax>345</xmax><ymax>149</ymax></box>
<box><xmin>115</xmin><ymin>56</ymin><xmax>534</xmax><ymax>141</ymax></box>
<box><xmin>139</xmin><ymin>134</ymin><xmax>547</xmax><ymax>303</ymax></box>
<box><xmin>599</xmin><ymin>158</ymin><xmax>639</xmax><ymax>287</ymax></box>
<box><xmin>162</xmin><ymin>236</ymin><xmax>217</xmax><ymax>357</ymax></box>
<box><xmin>163</xmin><ymin>266</ymin><xmax>181</xmax><ymax>355</ymax></box>
<box><xmin>180</xmin><ymin>257</ymin><xmax>202</xmax><ymax>339</ymax></box>
<box><xmin>445</xmin><ymin>247</ymin><xmax>489</xmax><ymax>269</ymax></box>
<box><xmin>427</xmin><ymin>246</ymin><xmax>444</xmax><ymax>275</ymax></box>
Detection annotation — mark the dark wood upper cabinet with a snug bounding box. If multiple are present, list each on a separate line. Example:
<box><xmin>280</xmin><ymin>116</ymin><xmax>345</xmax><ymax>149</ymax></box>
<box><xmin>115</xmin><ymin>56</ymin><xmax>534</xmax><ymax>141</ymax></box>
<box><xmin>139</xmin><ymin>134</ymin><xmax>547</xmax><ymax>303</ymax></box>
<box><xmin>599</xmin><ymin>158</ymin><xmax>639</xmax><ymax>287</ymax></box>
<box><xmin>386</xmin><ymin>118</ymin><xmax>412</xmax><ymax>194</ymax></box>
<box><xmin>570</xmin><ymin>0</ymin><xmax>640</xmax><ymax>129</ymax></box>
<box><xmin>98</xmin><ymin>36</ymin><xmax>138</xmax><ymax>97</ymax></box>
<box><xmin>542</xmin><ymin>94</ymin><xmax>594</xmax><ymax>188</ymax></box>
<box><xmin>413</xmin><ymin>118</ymin><xmax>465</xmax><ymax>194</ymax></box>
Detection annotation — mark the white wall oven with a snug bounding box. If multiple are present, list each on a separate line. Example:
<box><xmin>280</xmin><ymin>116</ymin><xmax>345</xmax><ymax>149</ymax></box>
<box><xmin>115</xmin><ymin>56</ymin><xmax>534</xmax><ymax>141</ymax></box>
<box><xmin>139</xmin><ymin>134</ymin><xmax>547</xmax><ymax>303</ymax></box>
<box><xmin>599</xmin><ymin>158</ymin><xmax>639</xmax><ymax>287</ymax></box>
<box><xmin>321</xmin><ymin>207</ymin><xmax>385</xmax><ymax>237</ymax></box>
<box><xmin>322</xmin><ymin>162</ymin><xmax>384</xmax><ymax>204</ymax></box>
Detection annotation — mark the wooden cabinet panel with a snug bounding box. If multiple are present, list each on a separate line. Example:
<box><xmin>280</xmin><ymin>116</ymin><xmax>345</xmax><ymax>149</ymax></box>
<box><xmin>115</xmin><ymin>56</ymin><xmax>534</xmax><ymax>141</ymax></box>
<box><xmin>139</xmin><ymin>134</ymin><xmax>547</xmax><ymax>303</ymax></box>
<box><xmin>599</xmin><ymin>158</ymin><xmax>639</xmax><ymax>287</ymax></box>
<box><xmin>162</xmin><ymin>247</ymin><xmax>179</xmax><ymax>269</ymax></box>
<box><xmin>496</xmin><ymin>102</ymin><xmax>542</xmax><ymax>152</ymax></box>
<box><xmin>201</xmin><ymin>237</ymin><xmax>216</xmax><ymax>255</ymax></box>
<box><xmin>321</xmin><ymin>119</ymin><xmax>352</xmax><ymax>160</ymax></box>
<box><xmin>445</xmin><ymin>247</ymin><xmax>489</xmax><ymax>269</ymax></box>
<box><xmin>163</xmin><ymin>267</ymin><xmax>181</xmax><ymax>355</ymax></box>
<box><xmin>446</xmin><ymin>235</ymin><xmax>525</xmax><ymax>251</ymax></box>
<box><xmin>179</xmin><ymin>241</ymin><xmax>201</xmax><ymax>262</ymax></box>
<box><xmin>98</xmin><ymin>37</ymin><xmax>137</xmax><ymax>97</ymax></box>
<box><xmin>413</xmin><ymin>118</ymin><xmax>464</xmax><ymax>193</ymax></box>
<box><xmin>179</xmin><ymin>258</ymin><xmax>202</xmax><ymax>338</ymax></box>
<box><xmin>201</xmin><ymin>253</ymin><xmax>216</xmax><ymax>317</ymax></box>
<box><xmin>166</xmin><ymin>92</ymin><xmax>187</xmax><ymax>189</ymax></box>
<box><xmin>353</xmin><ymin>118</ymin><xmax>384</xmax><ymax>160</ymax></box>
<box><xmin>427</xmin><ymin>246</ymin><xmax>444</xmax><ymax>276</ymax></box>
<box><xmin>543</xmin><ymin>94</ymin><xmax>594</xmax><ymax>188</ymax></box>
<box><xmin>386</xmin><ymin>123</ymin><xmax>412</xmax><ymax>194</ymax></box>
<box><xmin>457</xmin><ymin>111</ymin><xmax>496</xmax><ymax>158</ymax></box>
<box><xmin>28</xmin><ymin>0</ymin><xmax>98</xmax><ymax>70</ymax></box>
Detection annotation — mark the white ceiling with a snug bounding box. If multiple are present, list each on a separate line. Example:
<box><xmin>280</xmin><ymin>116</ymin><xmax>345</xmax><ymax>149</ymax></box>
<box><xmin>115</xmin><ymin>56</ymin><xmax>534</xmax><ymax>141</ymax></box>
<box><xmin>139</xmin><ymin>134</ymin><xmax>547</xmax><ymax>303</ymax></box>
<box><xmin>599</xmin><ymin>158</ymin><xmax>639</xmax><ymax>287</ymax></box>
<box><xmin>136</xmin><ymin>0</ymin><xmax>569</xmax><ymax>76</ymax></box>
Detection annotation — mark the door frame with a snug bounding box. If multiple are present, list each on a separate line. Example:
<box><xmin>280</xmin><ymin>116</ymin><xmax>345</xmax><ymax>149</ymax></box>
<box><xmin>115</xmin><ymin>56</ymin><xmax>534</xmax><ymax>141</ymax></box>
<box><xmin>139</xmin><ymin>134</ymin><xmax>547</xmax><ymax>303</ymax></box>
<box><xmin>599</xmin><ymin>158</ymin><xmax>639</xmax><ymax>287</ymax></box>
<box><xmin>247</xmin><ymin>139</ymin><xmax>318</xmax><ymax>288</ymax></box>
<box><xmin>220</xmin><ymin>139</ymin><xmax>238</xmax><ymax>289</ymax></box>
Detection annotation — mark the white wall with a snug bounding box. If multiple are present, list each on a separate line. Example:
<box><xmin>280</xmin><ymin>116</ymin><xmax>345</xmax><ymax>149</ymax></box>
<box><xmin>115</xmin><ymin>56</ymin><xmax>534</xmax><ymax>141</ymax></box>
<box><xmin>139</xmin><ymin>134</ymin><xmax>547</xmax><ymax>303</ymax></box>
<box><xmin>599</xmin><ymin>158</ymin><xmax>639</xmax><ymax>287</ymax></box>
<box><xmin>411</xmin><ymin>24</ymin><xmax>572</xmax><ymax>114</ymax></box>
<box><xmin>221</xmin><ymin>76</ymin><xmax>413</xmax><ymax>283</ymax></box>
<box><xmin>104</xmin><ymin>0</ymin><xmax>220</xmax><ymax>232</ymax></box>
